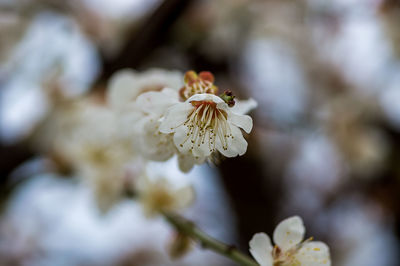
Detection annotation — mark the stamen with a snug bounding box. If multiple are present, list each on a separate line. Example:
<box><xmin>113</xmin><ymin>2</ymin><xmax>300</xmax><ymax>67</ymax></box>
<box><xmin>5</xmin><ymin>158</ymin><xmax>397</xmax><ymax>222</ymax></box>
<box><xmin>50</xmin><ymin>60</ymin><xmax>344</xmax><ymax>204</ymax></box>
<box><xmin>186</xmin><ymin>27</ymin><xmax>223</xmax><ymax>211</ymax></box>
<box><xmin>179</xmin><ymin>101</ymin><xmax>231</xmax><ymax>154</ymax></box>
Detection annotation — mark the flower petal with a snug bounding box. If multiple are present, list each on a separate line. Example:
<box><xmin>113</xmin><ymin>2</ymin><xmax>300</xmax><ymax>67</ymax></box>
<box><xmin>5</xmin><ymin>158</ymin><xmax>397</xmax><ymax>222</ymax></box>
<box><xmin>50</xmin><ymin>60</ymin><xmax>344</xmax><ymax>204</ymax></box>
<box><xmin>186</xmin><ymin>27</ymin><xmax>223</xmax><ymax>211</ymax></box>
<box><xmin>177</xmin><ymin>153</ymin><xmax>195</xmax><ymax>173</ymax></box>
<box><xmin>159</xmin><ymin>102</ymin><xmax>192</xmax><ymax>134</ymax></box>
<box><xmin>249</xmin><ymin>233</ymin><xmax>274</xmax><ymax>266</ymax></box>
<box><xmin>177</xmin><ymin>153</ymin><xmax>205</xmax><ymax>173</ymax></box>
<box><xmin>231</xmin><ymin>98</ymin><xmax>258</xmax><ymax>115</ymax></box>
<box><xmin>173</xmin><ymin>124</ymin><xmax>211</xmax><ymax>158</ymax></box>
<box><xmin>228</xmin><ymin>112</ymin><xmax>253</xmax><ymax>133</ymax></box>
<box><xmin>295</xmin><ymin>241</ymin><xmax>331</xmax><ymax>266</ymax></box>
<box><xmin>216</xmin><ymin>125</ymin><xmax>248</xmax><ymax>157</ymax></box>
<box><xmin>273</xmin><ymin>216</ymin><xmax>305</xmax><ymax>251</ymax></box>
<box><xmin>107</xmin><ymin>69</ymin><xmax>139</xmax><ymax>108</ymax></box>
<box><xmin>189</xmin><ymin>129</ymin><xmax>214</xmax><ymax>158</ymax></box>
<box><xmin>192</xmin><ymin>141</ymin><xmax>212</xmax><ymax>157</ymax></box>
<box><xmin>161</xmin><ymin>87</ymin><xmax>180</xmax><ymax>99</ymax></box>
<box><xmin>140</xmin><ymin>120</ymin><xmax>176</xmax><ymax>161</ymax></box>
<box><xmin>141</xmin><ymin>68</ymin><xmax>183</xmax><ymax>90</ymax></box>
<box><xmin>174</xmin><ymin>185</ymin><xmax>195</xmax><ymax>209</ymax></box>
<box><xmin>187</xmin><ymin>93</ymin><xmax>225</xmax><ymax>104</ymax></box>
<box><xmin>135</xmin><ymin>88</ymin><xmax>179</xmax><ymax>116</ymax></box>
<box><xmin>173</xmin><ymin>125</ymin><xmax>193</xmax><ymax>154</ymax></box>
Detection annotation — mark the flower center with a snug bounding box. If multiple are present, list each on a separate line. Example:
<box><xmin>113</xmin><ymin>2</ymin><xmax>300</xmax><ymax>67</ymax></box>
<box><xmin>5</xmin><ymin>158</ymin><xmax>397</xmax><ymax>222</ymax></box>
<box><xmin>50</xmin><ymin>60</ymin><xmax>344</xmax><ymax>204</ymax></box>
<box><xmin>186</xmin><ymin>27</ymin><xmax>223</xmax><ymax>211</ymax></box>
<box><xmin>146</xmin><ymin>186</ymin><xmax>175</xmax><ymax>212</ymax></box>
<box><xmin>179</xmin><ymin>101</ymin><xmax>233</xmax><ymax>154</ymax></box>
<box><xmin>272</xmin><ymin>246</ymin><xmax>299</xmax><ymax>266</ymax></box>
<box><xmin>84</xmin><ymin>145</ymin><xmax>112</xmax><ymax>166</ymax></box>
<box><xmin>272</xmin><ymin>237</ymin><xmax>315</xmax><ymax>266</ymax></box>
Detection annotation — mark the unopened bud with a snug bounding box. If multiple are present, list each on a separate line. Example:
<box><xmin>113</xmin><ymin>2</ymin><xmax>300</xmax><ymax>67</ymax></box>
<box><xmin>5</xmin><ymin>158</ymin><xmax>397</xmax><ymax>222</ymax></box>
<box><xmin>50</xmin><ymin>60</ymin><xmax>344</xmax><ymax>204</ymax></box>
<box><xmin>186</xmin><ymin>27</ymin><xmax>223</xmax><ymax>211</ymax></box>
<box><xmin>220</xmin><ymin>90</ymin><xmax>235</xmax><ymax>107</ymax></box>
<box><xmin>180</xmin><ymin>70</ymin><xmax>218</xmax><ymax>100</ymax></box>
<box><xmin>198</xmin><ymin>71</ymin><xmax>214</xmax><ymax>83</ymax></box>
<box><xmin>168</xmin><ymin>232</ymin><xmax>193</xmax><ymax>259</ymax></box>
<box><xmin>183</xmin><ymin>71</ymin><xmax>198</xmax><ymax>84</ymax></box>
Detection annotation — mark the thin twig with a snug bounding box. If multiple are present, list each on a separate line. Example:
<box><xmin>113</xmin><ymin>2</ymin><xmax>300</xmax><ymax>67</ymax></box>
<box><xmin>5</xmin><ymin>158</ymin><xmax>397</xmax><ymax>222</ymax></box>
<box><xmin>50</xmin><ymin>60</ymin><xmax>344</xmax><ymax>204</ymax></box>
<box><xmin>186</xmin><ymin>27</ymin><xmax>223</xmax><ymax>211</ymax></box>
<box><xmin>163</xmin><ymin>212</ymin><xmax>258</xmax><ymax>266</ymax></box>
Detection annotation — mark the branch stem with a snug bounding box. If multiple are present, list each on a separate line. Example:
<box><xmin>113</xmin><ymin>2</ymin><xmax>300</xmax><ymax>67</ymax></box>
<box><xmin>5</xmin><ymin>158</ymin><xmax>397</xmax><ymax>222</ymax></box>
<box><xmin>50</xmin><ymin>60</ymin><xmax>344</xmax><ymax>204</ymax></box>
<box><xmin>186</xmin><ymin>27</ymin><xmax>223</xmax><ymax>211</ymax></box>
<box><xmin>163</xmin><ymin>212</ymin><xmax>258</xmax><ymax>266</ymax></box>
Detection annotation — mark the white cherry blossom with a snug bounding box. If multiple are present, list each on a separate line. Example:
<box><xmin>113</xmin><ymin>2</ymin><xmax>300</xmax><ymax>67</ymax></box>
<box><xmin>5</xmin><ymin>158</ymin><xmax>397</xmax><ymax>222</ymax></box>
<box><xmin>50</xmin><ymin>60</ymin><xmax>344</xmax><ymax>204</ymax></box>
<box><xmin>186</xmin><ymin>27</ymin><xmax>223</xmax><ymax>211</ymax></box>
<box><xmin>107</xmin><ymin>68</ymin><xmax>183</xmax><ymax>108</ymax></box>
<box><xmin>135</xmin><ymin>174</ymin><xmax>194</xmax><ymax>217</ymax></box>
<box><xmin>107</xmin><ymin>69</ymin><xmax>256</xmax><ymax>172</ymax></box>
<box><xmin>249</xmin><ymin>216</ymin><xmax>331</xmax><ymax>266</ymax></box>
<box><xmin>35</xmin><ymin>98</ymin><xmax>138</xmax><ymax>213</ymax></box>
<box><xmin>107</xmin><ymin>69</ymin><xmax>183</xmax><ymax>162</ymax></box>
<box><xmin>64</xmin><ymin>104</ymin><xmax>135</xmax><ymax>212</ymax></box>
<box><xmin>159</xmin><ymin>93</ymin><xmax>253</xmax><ymax>160</ymax></box>
<box><xmin>120</xmin><ymin>87</ymin><xmax>180</xmax><ymax>161</ymax></box>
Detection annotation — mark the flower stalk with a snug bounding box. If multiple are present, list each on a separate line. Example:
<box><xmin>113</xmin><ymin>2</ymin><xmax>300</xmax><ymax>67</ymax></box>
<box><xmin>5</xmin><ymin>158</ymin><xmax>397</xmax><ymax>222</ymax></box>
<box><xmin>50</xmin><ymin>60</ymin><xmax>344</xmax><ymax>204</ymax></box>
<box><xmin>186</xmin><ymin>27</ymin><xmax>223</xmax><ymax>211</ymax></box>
<box><xmin>163</xmin><ymin>211</ymin><xmax>258</xmax><ymax>266</ymax></box>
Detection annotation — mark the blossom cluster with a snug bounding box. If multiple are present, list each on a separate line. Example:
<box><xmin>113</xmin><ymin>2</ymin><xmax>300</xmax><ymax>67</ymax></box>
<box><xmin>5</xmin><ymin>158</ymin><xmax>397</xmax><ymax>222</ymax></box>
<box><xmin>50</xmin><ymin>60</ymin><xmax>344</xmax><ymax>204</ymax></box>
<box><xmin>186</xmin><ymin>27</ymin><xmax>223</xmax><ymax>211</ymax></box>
<box><xmin>105</xmin><ymin>69</ymin><xmax>331</xmax><ymax>265</ymax></box>
<box><xmin>31</xmin><ymin>68</ymin><xmax>331</xmax><ymax>265</ymax></box>
<box><xmin>108</xmin><ymin>69</ymin><xmax>257</xmax><ymax>172</ymax></box>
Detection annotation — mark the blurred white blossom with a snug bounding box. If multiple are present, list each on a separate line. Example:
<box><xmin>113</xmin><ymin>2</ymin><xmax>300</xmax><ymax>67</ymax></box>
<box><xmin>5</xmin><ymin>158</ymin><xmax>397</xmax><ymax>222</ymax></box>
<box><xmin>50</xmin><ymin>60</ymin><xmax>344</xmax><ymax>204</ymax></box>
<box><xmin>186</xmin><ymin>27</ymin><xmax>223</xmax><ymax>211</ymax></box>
<box><xmin>63</xmin><ymin>104</ymin><xmax>138</xmax><ymax>212</ymax></box>
<box><xmin>33</xmin><ymin>97</ymin><xmax>138</xmax><ymax>212</ymax></box>
<box><xmin>136</xmin><ymin>173</ymin><xmax>194</xmax><ymax>217</ymax></box>
<box><xmin>0</xmin><ymin>173</ymin><xmax>234</xmax><ymax>266</ymax></box>
<box><xmin>107</xmin><ymin>68</ymin><xmax>183</xmax><ymax>108</ymax></box>
<box><xmin>107</xmin><ymin>69</ymin><xmax>183</xmax><ymax>161</ymax></box>
<box><xmin>0</xmin><ymin>12</ymin><xmax>100</xmax><ymax>143</ymax></box>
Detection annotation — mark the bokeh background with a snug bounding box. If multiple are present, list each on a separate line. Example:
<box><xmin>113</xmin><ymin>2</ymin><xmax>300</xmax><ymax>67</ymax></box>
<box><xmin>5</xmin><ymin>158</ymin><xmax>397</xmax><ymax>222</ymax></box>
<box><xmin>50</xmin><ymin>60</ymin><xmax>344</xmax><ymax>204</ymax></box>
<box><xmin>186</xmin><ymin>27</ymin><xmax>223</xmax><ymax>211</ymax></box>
<box><xmin>1</xmin><ymin>0</ymin><xmax>400</xmax><ymax>265</ymax></box>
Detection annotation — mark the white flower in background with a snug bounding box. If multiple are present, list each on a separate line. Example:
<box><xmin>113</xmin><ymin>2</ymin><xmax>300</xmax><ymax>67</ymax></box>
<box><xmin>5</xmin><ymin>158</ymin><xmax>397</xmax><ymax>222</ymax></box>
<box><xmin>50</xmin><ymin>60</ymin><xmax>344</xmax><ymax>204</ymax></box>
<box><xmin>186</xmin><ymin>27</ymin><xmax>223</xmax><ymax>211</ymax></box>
<box><xmin>0</xmin><ymin>12</ymin><xmax>100</xmax><ymax>144</ymax></box>
<box><xmin>107</xmin><ymin>69</ymin><xmax>183</xmax><ymax>161</ymax></box>
<box><xmin>176</xmin><ymin>152</ymin><xmax>207</xmax><ymax>173</ymax></box>
<box><xmin>135</xmin><ymin>174</ymin><xmax>194</xmax><ymax>217</ymax></box>
<box><xmin>249</xmin><ymin>216</ymin><xmax>331</xmax><ymax>266</ymax></box>
<box><xmin>39</xmin><ymin>98</ymin><xmax>138</xmax><ymax>213</ymax></box>
<box><xmin>120</xmin><ymin>87</ymin><xmax>180</xmax><ymax>161</ymax></box>
<box><xmin>68</xmin><ymin>108</ymin><xmax>136</xmax><ymax>212</ymax></box>
<box><xmin>107</xmin><ymin>68</ymin><xmax>183</xmax><ymax>108</ymax></box>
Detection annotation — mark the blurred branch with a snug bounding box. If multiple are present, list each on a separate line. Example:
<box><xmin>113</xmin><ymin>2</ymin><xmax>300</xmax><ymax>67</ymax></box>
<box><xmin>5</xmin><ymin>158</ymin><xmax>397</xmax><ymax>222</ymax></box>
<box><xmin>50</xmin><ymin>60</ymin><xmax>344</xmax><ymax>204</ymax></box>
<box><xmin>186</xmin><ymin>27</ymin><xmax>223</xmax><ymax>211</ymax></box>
<box><xmin>163</xmin><ymin>211</ymin><xmax>258</xmax><ymax>266</ymax></box>
<box><xmin>101</xmin><ymin>0</ymin><xmax>193</xmax><ymax>80</ymax></box>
